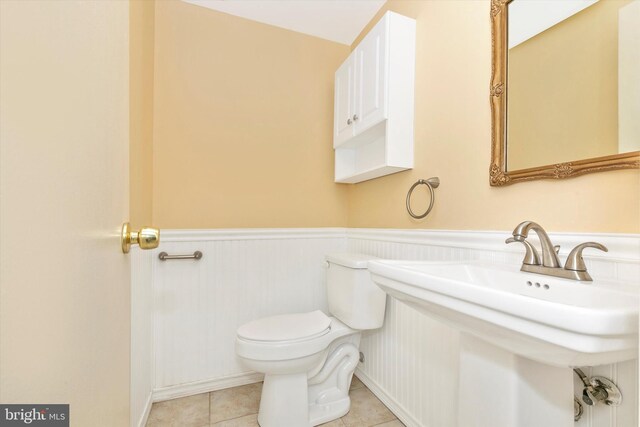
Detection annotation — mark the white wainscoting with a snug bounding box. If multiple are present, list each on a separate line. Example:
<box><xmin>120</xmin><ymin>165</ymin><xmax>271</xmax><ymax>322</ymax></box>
<box><xmin>151</xmin><ymin>229</ymin><xmax>347</xmax><ymax>401</ymax></box>
<box><xmin>139</xmin><ymin>228</ymin><xmax>639</xmax><ymax>427</ymax></box>
<box><xmin>131</xmin><ymin>248</ymin><xmax>154</xmax><ymax>427</ymax></box>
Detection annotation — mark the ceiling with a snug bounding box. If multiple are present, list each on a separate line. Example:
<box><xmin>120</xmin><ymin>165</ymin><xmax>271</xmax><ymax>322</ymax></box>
<box><xmin>181</xmin><ymin>0</ymin><xmax>387</xmax><ymax>45</ymax></box>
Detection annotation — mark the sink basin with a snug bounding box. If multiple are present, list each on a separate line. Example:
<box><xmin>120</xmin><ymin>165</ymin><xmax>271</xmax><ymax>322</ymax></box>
<box><xmin>368</xmin><ymin>260</ymin><xmax>638</xmax><ymax>367</ymax></box>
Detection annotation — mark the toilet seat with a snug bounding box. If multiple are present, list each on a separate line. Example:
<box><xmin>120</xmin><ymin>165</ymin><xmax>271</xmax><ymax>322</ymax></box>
<box><xmin>237</xmin><ymin>310</ymin><xmax>331</xmax><ymax>343</ymax></box>
<box><xmin>236</xmin><ymin>316</ymin><xmax>354</xmax><ymax>362</ymax></box>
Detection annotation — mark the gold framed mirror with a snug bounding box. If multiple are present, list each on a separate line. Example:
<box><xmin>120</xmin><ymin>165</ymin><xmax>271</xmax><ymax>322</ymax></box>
<box><xmin>490</xmin><ymin>0</ymin><xmax>640</xmax><ymax>186</ymax></box>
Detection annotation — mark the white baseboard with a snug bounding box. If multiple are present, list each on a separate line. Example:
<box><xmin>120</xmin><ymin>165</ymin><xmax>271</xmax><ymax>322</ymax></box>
<box><xmin>355</xmin><ymin>367</ymin><xmax>422</xmax><ymax>427</ymax></box>
<box><xmin>152</xmin><ymin>372</ymin><xmax>264</xmax><ymax>402</ymax></box>
<box><xmin>135</xmin><ymin>392</ymin><xmax>153</xmax><ymax>427</ymax></box>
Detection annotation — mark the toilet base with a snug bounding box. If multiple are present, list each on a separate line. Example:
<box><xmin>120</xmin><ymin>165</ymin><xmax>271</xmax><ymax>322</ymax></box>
<box><xmin>308</xmin><ymin>334</ymin><xmax>361</xmax><ymax>426</ymax></box>
<box><xmin>256</xmin><ymin>333</ymin><xmax>361</xmax><ymax>427</ymax></box>
<box><xmin>256</xmin><ymin>376</ymin><xmax>354</xmax><ymax>427</ymax></box>
<box><xmin>258</xmin><ymin>373</ymin><xmax>310</xmax><ymax>427</ymax></box>
<box><xmin>308</xmin><ymin>396</ymin><xmax>350</xmax><ymax>426</ymax></box>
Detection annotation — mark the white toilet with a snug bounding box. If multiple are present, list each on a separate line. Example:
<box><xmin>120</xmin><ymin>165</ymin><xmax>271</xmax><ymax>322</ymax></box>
<box><xmin>235</xmin><ymin>253</ymin><xmax>386</xmax><ymax>427</ymax></box>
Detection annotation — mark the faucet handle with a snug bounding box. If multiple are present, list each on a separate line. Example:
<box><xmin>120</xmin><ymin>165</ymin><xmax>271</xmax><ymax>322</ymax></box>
<box><xmin>564</xmin><ymin>242</ymin><xmax>608</xmax><ymax>272</ymax></box>
<box><xmin>506</xmin><ymin>237</ymin><xmax>541</xmax><ymax>266</ymax></box>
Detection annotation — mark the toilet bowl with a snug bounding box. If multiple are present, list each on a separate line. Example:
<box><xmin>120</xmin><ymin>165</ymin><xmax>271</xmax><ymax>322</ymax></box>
<box><xmin>235</xmin><ymin>253</ymin><xmax>386</xmax><ymax>427</ymax></box>
<box><xmin>236</xmin><ymin>312</ymin><xmax>360</xmax><ymax>426</ymax></box>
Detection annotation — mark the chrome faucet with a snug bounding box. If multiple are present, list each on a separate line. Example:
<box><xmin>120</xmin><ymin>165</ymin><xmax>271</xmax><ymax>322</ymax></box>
<box><xmin>511</xmin><ymin>221</ymin><xmax>562</xmax><ymax>268</ymax></box>
<box><xmin>506</xmin><ymin>221</ymin><xmax>608</xmax><ymax>281</ymax></box>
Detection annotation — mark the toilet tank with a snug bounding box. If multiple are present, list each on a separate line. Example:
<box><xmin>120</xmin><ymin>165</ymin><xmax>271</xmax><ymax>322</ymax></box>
<box><xmin>325</xmin><ymin>253</ymin><xmax>387</xmax><ymax>330</ymax></box>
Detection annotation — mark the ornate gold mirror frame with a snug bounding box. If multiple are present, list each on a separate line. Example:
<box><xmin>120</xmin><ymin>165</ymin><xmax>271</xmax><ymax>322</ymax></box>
<box><xmin>489</xmin><ymin>0</ymin><xmax>640</xmax><ymax>186</ymax></box>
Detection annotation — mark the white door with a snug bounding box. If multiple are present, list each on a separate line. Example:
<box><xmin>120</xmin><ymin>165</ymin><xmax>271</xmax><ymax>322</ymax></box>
<box><xmin>1</xmin><ymin>1</ymin><xmax>131</xmax><ymax>426</ymax></box>
<box><xmin>354</xmin><ymin>22</ymin><xmax>388</xmax><ymax>134</ymax></box>
<box><xmin>333</xmin><ymin>57</ymin><xmax>355</xmax><ymax>147</ymax></box>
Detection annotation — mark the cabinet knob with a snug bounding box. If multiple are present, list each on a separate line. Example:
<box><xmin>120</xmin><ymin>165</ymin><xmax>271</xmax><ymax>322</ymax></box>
<box><xmin>347</xmin><ymin>118</ymin><xmax>353</xmax><ymax>125</ymax></box>
<box><xmin>353</xmin><ymin>114</ymin><xmax>359</xmax><ymax>121</ymax></box>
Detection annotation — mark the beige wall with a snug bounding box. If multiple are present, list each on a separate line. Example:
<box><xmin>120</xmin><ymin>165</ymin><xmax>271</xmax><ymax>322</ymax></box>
<box><xmin>152</xmin><ymin>0</ymin><xmax>350</xmax><ymax>229</ymax></box>
<box><xmin>347</xmin><ymin>0</ymin><xmax>639</xmax><ymax>233</ymax></box>
<box><xmin>130</xmin><ymin>0</ymin><xmax>155</xmax><ymax>229</ymax></box>
<box><xmin>150</xmin><ymin>0</ymin><xmax>639</xmax><ymax>233</ymax></box>
<box><xmin>508</xmin><ymin>0</ymin><xmax>628</xmax><ymax>170</ymax></box>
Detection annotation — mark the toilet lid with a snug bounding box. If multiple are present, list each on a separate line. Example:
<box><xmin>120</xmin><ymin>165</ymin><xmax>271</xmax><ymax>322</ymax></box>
<box><xmin>237</xmin><ymin>310</ymin><xmax>331</xmax><ymax>342</ymax></box>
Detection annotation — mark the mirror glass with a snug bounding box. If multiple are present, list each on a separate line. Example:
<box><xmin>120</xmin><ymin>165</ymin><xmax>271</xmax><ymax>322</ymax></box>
<box><xmin>506</xmin><ymin>0</ymin><xmax>640</xmax><ymax>171</ymax></box>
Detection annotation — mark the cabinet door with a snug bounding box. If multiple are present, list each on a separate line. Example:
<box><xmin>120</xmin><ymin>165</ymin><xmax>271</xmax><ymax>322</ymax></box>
<box><xmin>334</xmin><ymin>56</ymin><xmax>355</xmax><ymax>147</ymax></box>
<box><xmin>354</xmin><ymin>22</ymin><xmax>387</xmax><ymax>134</ymax></box>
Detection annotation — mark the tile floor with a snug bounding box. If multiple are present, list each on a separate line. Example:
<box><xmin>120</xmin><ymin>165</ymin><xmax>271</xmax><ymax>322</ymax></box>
<box><xmin>146</xmin><ymin>375</ymin><xmax>405</xmax><ymax>427</ymax></box>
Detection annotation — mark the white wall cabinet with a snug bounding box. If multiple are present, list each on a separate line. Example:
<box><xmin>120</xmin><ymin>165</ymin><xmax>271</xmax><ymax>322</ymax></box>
<box><xmin>334</xmin><ymin>58</ymin><xmax>355</xmax><ymax>145</ymax></box>
<box><xmin>333</xmin><ymin>11</ymin><xmax>416</xmax><ymax>184</ymax></box>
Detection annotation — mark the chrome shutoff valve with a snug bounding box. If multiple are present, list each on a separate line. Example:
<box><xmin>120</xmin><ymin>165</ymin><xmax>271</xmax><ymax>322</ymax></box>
<box><xmin>574</xmin><ymin>368</ymin><xmax>622</xmax><ymax>407</ymax></box>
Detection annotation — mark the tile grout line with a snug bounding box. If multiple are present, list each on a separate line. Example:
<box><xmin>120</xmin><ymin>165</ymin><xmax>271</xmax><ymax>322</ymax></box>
<box><xmin>211</xmin><ymin>411</ymin><xmax>259</xmax><ymax>425</ymax></box>
<box><xmin>369</xmin><ymin>419</ymin><xmax>402</xmax><ymax>427</ymax></box>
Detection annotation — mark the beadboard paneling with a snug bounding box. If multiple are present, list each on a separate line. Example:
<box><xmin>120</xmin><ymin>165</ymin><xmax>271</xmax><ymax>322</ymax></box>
<box><xmin>151</xmin><ymin>229</ymin><xmax>347</xmax><ymax>396</ymax></box>
<box><xmin>141</xmin><ymin>228</ymin><xmax>639</xmax><ymax>427</ymax></box>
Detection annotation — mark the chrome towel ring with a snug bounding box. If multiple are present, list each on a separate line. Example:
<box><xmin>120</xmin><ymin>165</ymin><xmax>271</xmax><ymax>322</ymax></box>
<box><xmin>406</xmin><ymin>177</ymin><xmax>440</xmax><ymax>219</ymax></box>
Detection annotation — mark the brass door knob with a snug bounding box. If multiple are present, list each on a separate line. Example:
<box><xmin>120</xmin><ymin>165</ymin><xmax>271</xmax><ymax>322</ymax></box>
<box><xmin>121</xmin><ymin>222</ymin><xmax>160</xmax><ymax>253</ymax></box>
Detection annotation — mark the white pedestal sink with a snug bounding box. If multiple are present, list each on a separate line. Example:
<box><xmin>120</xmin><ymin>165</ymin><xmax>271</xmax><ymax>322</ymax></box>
<box><xmin>368</xmin><ymin>260</ymin><xmax>638</xmax><ymax>427</ymax></box>
<box><xmin>458</xmin><ymin>333</ymin><xmax>574</xmax><ymax>427</ymax></box>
